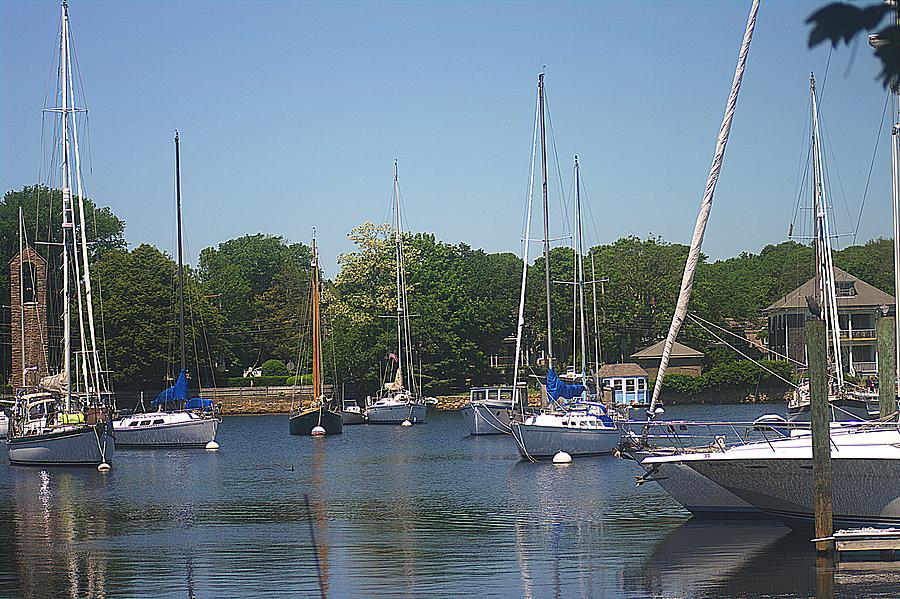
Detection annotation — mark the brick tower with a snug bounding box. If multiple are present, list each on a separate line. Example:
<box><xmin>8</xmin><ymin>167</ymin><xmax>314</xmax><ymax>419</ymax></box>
<box><xmin>10</xmin><ymin>245</ymin><xmax>48</xmax><ymax>388</ymax></box>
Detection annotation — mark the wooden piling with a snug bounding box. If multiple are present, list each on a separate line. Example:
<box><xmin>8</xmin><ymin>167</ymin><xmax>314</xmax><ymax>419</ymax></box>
<box><xmin>806</xmin><ymin>318</ymin><xmax>834</xmax><ymax>556</ymax></box>
<box><xmin>877</xmin><ymin>316</ymin><xmax>897</xmax><ymax>419</ymax></box>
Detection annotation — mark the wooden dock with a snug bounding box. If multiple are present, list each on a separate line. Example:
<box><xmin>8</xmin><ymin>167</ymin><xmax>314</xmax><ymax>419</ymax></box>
<box><xmin>814</xmin><ymin>528</ymin><xmax>900</xmax><ymax>562</ymax></box>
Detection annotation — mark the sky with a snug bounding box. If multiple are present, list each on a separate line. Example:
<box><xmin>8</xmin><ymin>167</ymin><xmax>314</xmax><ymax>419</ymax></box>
<box><xmin>1</xmin><ymin>0</ymin><xmax>896</xmax><ymax>275</ymax></box>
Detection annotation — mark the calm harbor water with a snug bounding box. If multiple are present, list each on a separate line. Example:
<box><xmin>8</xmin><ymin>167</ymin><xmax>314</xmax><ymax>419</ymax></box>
<box><xmin>1</xmin><ymin>404</ymin><xmax>899</xmax><ymax>598</ymax></box>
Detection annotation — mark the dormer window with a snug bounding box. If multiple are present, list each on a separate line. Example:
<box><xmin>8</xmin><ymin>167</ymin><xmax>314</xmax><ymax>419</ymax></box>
<box><xmin>835</xmin><ymin>281</ymin><xmax>856</xmax><ymax>298</ymax></box>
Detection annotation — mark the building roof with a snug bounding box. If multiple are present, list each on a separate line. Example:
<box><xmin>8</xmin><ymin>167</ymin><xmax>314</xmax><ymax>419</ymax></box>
<box><xmin>631</xmin><ymin>340</ymin><xmax>704</xmax><ymax>360</ymax></box>
<box><xmin>763</xmin><ymin>267</ymin><xmax>895</xmax><ymax>313</ymax></box>
<box><xmin>597</xmin><ymin>363</ymin><xmax>648</xmax><ymax>378</ymax></box>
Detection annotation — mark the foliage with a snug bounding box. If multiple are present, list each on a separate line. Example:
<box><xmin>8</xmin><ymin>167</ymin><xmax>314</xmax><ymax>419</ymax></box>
<box><xmin>662</xmin><ymin>360</ymin><xmax>793</xmax><ymax>396</ymax></box>
<box><xmin>807</xmin><ymin>3</ymin><xmax>899</xmax><ymax>89</ymax></box>
<box><xmin>261</xmin><ymin>359</ymin><xmax>289</xmax><ymax>377</ymax></box>
<box><xmin>286</xmin><ymin>374</ymin><xmax>313</xmax><ymax>386</ymax></box>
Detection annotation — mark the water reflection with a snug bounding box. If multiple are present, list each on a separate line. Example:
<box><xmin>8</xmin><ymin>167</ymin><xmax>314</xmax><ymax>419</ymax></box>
<box><xmin>9</xmin><ymin>468</ymin><xmax>110</xmax><ymax>598</ymax></box>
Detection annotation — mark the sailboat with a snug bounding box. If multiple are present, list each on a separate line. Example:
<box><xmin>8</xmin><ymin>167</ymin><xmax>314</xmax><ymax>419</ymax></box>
<box><xmin>509</xmin><ymin>75</ymin><xmax>620</xmax><ymax>459</ymax></box>
<box><xmin>6</xmin><ymin>1</ymin><xmax>115</xmax><ymax>467</ymax></box>
<box><xmin>289</xmin><ymin>235</ymin><xmax>343</xmax><ymax>436</ymax></box>
<box><xmin>112</xmin><ymin>132</ymin><xmax>220</xmax><ymax>447</ymax></box>
<box><xmin>364</xmin><ymin>161</ymin><xmax>427</xmax><ymax>425</ymax></box>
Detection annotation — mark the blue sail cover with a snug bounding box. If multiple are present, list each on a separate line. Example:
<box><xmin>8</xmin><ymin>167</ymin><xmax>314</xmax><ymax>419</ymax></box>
<box><xmin>545</xmin><ymin>367</ymin><xmax>585</xmax><ymax>403</ymax></box>
<box><xmin>152</xmin><ymin>369</ymin><xmax>188</xmax><ymax>405</ymax></box>
<box><xmin>185</xmin><ymin>397</ymin><xmax>213</xmax><ymax>411</ymax></box>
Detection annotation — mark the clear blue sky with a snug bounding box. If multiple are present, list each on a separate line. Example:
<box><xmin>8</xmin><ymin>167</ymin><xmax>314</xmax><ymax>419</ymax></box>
<box><xmin>1</xmin><ymin>1</ymin><xmax>895</xmax><ymax>274</ymax></box>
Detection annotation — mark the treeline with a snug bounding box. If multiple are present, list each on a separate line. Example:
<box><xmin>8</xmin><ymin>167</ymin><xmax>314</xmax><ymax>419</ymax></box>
<box><xmin>1</xmin><ymin>186</ymin><xmax>895</xmax><ymax>395</ymax></box>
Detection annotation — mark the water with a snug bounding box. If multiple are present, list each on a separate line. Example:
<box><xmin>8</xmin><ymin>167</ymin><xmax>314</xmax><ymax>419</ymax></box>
<box><xmin>1</xmin><ymin>404</ymin><xmax>899</xmax><ymax>598</ymax></box>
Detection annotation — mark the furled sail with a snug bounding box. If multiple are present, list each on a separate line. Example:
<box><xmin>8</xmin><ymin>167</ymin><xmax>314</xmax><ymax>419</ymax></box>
<box><xmin>384</xmin><ymin>367</ymin><xmax>404</xmax><ymax>391</ymax></box>
<box><xmin>546</xmin><ymin>367</ymin><xmax>585</xmax><ymax>403</ymax></box>
<box><xmin>649</xmin><ymin>0</ymin><xmax>760</xmax><ymax>413</ymax></box>
<box><xmin>40</xmin><ymin>371</ymin><xmax>68</xmax><ymax>393</ymax></box>
<box><xmin>153</xmin><ymin>369</ymin><xmax>188</xmax><ymax>405</ymax></box>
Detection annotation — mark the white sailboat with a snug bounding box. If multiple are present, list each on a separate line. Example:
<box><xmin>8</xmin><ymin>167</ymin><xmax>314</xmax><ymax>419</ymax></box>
<box><xmin>509</xmin><ymin>75</ymin><xmax>619</xmax><ymax>460</ymax></box>
<box><xmin>365</xmin><ymin>161</ymin><xmax>427</xmax><ymax>424</ymax></box>
<box><xmin>112</xmin><ymin>132</ymin><xmax>220</xmax><ymax>447</ymax></box>
<box><xmin>7</xmin><ymin>1</ymin><xmax>115</xmax><ymax>467</ymax></box>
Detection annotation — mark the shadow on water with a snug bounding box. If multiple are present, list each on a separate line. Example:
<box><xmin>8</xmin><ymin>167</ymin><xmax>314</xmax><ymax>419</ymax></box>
<box><xmin>1</xmin><ymin>410</ymin><xmax>899</xmax><ymax>597</ymax></box>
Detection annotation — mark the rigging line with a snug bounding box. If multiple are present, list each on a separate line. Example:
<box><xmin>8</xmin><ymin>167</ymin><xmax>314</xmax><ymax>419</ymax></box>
<box><xmin>790</xmin><ymin>124</ymin><xmax>813</xmax><ymax>238</ymax></box>
<box><xmin>853</xmin><ymin>89</ymin><xmax>891</xmax><ymax>242</ymax></box>
<box><xmin>687</xmin><ymin>315</ymin><xmax>797</xmax><ymax>388</ymax></box>
<box><xmin>688</xmin><ymin>313</ymin><xmax>806</xmax><ymax>368</ymax></box>
<box><xmin>819</xmin><ymin>114</ymin><xmax>855</xmax><ymax>242</ymax></box>
<box><xmin>542</xmin><ymin>89</ymin><xmax>573</xmax><ymax>240</ymax></box>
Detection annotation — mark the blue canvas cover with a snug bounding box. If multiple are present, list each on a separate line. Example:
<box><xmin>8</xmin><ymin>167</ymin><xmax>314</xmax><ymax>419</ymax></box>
<box><xmin>152</xmin><ymin>369</ymin><xmax>188</xmax><ymax>405</ymax></box>
<box><xmin>545</xmin><ymin>367</ymin><xmax>585</xmax><ymax>403</ymax></box>
<box><xmin>185</xmin><ymin>397</ymin><xmax>213</xmax><ymax>411</ymax></box>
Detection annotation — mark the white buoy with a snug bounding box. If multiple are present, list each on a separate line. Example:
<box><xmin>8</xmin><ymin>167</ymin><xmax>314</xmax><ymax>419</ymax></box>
<box><xmin>552</xmin><ymin>451</ymin><xmax>572</xmax><ymax>464</ymax></box>
<box><xmin>311</xmin><ymin>426</ymin><xmax>326</xmax><ymax>436</ymax></box>
<box><xmin>97</xmin><ymin>462</ymin><xmax>111</xmax><ymax>472</ymax></box>
<box><xmin>401</xmin><ymin>419</ymin><xmax>413</xmax><ymax>427</ymax></box>
<box><xmin>205</xmin><ymin>440</ymin><xmax>220</xmax><ymax>450</ymax></box>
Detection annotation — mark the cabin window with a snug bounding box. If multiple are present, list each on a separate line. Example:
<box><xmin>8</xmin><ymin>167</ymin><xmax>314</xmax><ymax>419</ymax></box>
<box><xmin>21</xmin><ymin>262</ymin><xmax>37</xmax><ymax>305</ymax></box>
<box><xmin>472</xmin><ymin>390</ymin><xmax>486</xmax><ymax>401</ymax></box>
<box><xmin>499</xmin><ymin>389</ymin><xmax>513</xmax><ymax>401</ymax></box>
<box><xmin>139</xmin><ymin>420</ymin><xmax>151</xmax><ymax>426</ymax></box>
<box><xmin>152</xmin><ymin>419</ymin><xmax>164</xmax><ymax>425</ymax></box>
<box><xmin>128</xmin><ymin>421</ymin><xmax>138</xmax><ymax>427</ymax></box>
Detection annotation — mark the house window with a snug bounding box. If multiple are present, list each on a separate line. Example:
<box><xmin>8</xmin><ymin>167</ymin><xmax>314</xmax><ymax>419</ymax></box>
<box><xmin>21</xmin><ymin>262</ymin><xmax>36</xmax><ymax>305</ymax></box>
<box><xmin>835</xmin><ymin>281</ymin><xmax>856</xmax><ymax>297</ymax></box>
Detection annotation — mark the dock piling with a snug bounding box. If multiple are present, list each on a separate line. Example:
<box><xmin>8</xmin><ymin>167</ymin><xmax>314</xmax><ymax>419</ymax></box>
<box><xmin>877</xmin><ymin>315</ymin><xmax>897</xmax><ymax>419</ymax></box>
<box><xmin>807</xmin><ymin>318</ymin><xmax>834</xmax><ymax>557</ymax></box>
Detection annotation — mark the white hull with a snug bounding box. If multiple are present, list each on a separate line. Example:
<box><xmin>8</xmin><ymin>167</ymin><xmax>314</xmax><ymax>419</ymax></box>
<box><xmin>7</xmin><ymin>423</ymin><xmax>114</xmax><ymax>466</ymax></box>
<box><xmin>511</xmin><ymin>421</ymin><xmax>620</xmax><ymax>458</ymax></box>
<box><xmin>649</xmin><ymin>427</ymin><xmax>900</xmax><ymax>529</ymax></box>
<box><xmin>113</xmin><ymin>412</ymin><xmax>219</xmax><ymax>447</ymax></box>
<box><xmin>0</xmin><ymin>413</ymin><xmax>8</xmax><ymax>439</ymax></box>
<box><xmin>460</xmin><ymin>401</ymin><xmax>514</xmax><ymax>435</ymax></box>
<box><xmin>688</xmin><ymin>456</ymin><xmax>900</xmax><ymax>529</ymax></box>
<box><xmin>365</xmin><ymin>402</ymin><xmax>426</xmax><ymax>424</ymax></box>
<box><xmin>629</xmin><ymin>449</ymin><xmax>757</xmax><ymax>516</ymax></box>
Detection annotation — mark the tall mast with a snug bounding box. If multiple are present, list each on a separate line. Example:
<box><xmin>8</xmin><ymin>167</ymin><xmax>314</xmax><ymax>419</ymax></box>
<box><xmin>512</xmin><ymin>84</ymin><xmax>540</xmax><ymax>408</ymax></box>
<box><xmin>311</xmin><ymin>234</ymin><xmax>321</xmax><ymax>398</ymax></box>
<box><xmin>538</xmin><ymin>73</ymin><xmax>553</xmax><ymax>368</ymax></box>
<box><xmin>393</xmin><ymin>159</ymin><xmax>404</xmax><ymax>389</ymax></box>
<box><xmin>575</xmin><ymin>156</ymin><xmax>588</xmax><ymax>384</ymax></box>
<box><xmin>175</xmin><ymin>131</ymin><xmax>186</xmax><ymax>374</ymax></box>
<box><xmin>892</xmin><ymin>2</ymin><xmax>900</xmax><ymax>381</ymax></box>
<box><xmin>18</xmin><ymin>208</ymin><xmax>26</xmax><ymax>387</ymax></box>
<box><xmin>60</xmin><ymin>0</ymin><xmax>73</xmax><ymax>410</ymax></box>
<box><xmin>810</xmin><ymin>74</ymin><xmax>844</xmax><ymax>387</ymax></box>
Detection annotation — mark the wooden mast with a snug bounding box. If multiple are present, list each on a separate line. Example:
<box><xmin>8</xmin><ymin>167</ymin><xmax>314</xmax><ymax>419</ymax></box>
<box><xmin>311</xmin><ymin>235</ymin><xmax>322</xmax><ymax>399</ymax></box>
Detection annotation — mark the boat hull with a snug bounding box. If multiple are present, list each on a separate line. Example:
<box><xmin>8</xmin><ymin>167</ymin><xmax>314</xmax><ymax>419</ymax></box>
<box><xmin>114</xmin><ymin>416</ymin><xmax>219</xmax><ymax>447</ymax></box>
<box><xmin>365</xmin><ymin>402</ymin><xmax>426</xmax><ymax>424</ymax></box>
<box><xmin>625</xmin><ymin>448</ymin><xmax>758</xmax><ymax>517</ymax></box>
<box><xmin>7</xmin><ymin>423</ymin><xmax>115</xmax><ymax>466</ymax></box>
<box><xmin>510</xmin><ymin>422</ymin><xmax>620</xmax><ymax>458</ymax></box>
<box><xmin>687</xmin><ymin>457</ymin><xmax>900</xmax><ymax>529</ymax></box>
<box><xmin>289</xmin><ymin>407</ymin><xmax>343</xmax><ymax>435</ymax></box>
<box><xmin>460</xmin><ymin>401</ymin><xmax>513</xmax><ymax>435</ymax></box>
<box><xmin>341</xmin><ymin>410</ymin><xmax>366</xmax><ymax>425</ymax></box>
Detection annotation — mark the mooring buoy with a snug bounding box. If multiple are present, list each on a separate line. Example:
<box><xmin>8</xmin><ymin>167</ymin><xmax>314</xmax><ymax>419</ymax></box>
<box><xmin>97</xmin><ymin>462</ymin><xmax>111</xmax><ymax>472</ymax></box>
<box><xmin>401</xmin><ymin>419</ymin><xmax>413</xmax><ymax>427</ymax></box>
<box><xmin>205</xmin><ymin>441</ymin><xmax>220</xmax><ymax>450</ymax></box>
<box><xmin>552</xmin><ymin>451</ymin><xmax>572</xmax><ymax>464</ymax></box>
<box><xmin>311</xmin><ymin>426</ymin><xmax>326</xmax><ymax>436</ymax></box>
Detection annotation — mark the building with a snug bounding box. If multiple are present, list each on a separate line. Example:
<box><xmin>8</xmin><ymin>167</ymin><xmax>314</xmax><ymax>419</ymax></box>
<box><xmin>764</xmin><ymin>267</ymin><xmax>895</xmax><ymax>376</ymax></box>
<box><xmin>597</xmin><ymin>363</ymin><xmax>649</xmax><ymax>406</ymax></box>
<box><xmin>631</xmin><ymin>340</ymin><xmax>704</xmax><ymax>379</ymax></box>
<box><xmin>10</xmin><ymin>244</ymin><xmax>48</xmax><ymax>388</ymax></box>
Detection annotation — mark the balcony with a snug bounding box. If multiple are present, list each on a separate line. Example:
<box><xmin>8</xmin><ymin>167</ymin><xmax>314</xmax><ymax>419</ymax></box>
<box><xmin>852</xmin><ymin>361</ymin><xmax>877</xmax><ymax>374</ymax></box>
<box><xmin>838</xmin><ymin>329</ymin><xmax>876</xmax><ymax>341</ymax></box>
